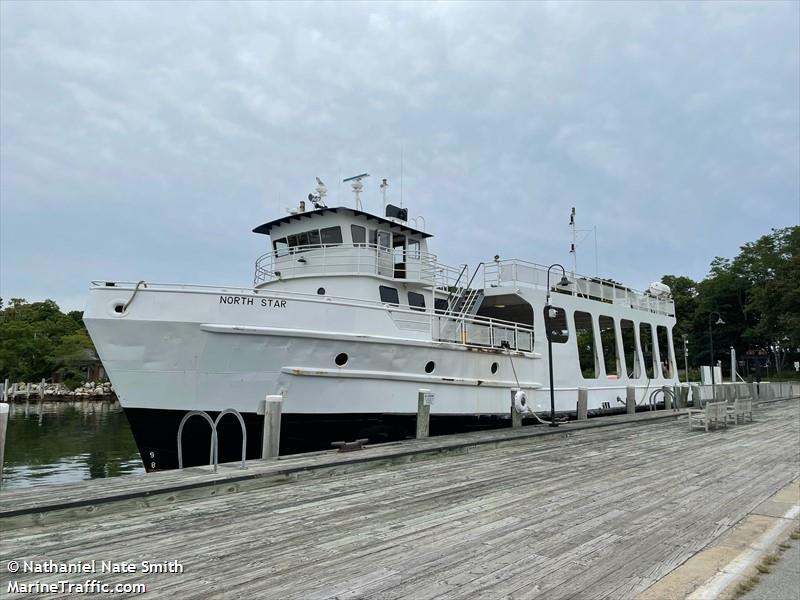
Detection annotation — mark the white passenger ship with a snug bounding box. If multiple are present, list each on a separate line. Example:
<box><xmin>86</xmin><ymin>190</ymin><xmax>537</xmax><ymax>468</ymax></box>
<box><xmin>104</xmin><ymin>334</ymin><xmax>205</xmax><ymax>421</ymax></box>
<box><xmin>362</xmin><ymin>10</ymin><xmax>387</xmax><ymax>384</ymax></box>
<box><xmin>84</xmin><ymin>178</ymin><xmax>678</xmax><ymax>470</ymax></box>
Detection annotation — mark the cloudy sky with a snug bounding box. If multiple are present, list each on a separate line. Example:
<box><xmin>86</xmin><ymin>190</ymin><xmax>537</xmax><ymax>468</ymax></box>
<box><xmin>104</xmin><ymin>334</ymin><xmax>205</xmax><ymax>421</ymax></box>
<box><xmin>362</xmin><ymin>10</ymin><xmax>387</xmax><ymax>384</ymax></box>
<box><xmin>1</xmin><ymin>1</ymin><xmax>798</xmax><ymax>310</ymax></box>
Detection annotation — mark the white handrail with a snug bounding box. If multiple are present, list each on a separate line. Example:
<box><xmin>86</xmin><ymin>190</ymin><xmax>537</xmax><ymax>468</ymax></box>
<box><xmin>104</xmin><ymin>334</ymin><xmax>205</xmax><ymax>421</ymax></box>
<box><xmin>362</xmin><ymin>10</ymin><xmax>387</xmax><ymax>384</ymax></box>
<box><xmin>484</xmin><ymin>259</ymin><xmax>675</xmax><ymax>317</ymax></box>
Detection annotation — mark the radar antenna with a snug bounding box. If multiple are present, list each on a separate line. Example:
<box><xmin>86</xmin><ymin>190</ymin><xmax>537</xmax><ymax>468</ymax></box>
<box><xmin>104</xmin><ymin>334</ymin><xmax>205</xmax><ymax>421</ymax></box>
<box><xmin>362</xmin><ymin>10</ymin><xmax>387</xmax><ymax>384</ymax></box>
<box><xmin>343</xmin><ymin>173</ymin><xmax>370</xmax><ymax>211</ymax></box>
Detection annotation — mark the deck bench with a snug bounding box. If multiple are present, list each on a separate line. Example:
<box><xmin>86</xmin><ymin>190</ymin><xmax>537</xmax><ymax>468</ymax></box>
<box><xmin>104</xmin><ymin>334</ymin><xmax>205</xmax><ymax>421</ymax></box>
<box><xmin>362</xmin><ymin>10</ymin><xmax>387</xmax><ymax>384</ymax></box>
<box><xmin>726</xmin><ymin>398</ymin><xmax>754</xmax><ymax>424</ymax></box>
<box><xmin>687</xmin><ymin>401</ymin><xmax>728</xmax><ymax>432</ymax></box>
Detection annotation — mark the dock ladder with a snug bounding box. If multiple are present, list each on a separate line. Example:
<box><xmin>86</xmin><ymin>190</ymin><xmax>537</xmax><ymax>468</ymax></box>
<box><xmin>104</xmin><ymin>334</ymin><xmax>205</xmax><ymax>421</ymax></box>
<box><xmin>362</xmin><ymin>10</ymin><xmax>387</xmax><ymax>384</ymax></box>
<box><xmin>177</xmin><ymin>408</ymin><xmax>248</xmax><ymax>472</ymax></box>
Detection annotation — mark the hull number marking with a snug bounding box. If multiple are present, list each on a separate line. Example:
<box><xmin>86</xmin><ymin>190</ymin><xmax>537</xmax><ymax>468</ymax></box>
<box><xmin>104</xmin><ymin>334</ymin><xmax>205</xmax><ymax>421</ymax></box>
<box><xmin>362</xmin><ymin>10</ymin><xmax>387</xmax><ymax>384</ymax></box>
<box><xmin>219</xmin><ymin>295</ymin><xmax>287</xmax><ymax>308</ymax></box>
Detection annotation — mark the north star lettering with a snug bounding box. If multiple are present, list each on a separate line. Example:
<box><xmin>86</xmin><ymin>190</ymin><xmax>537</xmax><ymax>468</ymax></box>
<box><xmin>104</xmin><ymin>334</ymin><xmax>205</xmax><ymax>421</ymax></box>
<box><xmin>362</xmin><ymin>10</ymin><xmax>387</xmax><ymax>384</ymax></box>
<box><xmin>219</xmin><ymin>295</ymin><xmax>287</xmax><ymax>308</ymax></box>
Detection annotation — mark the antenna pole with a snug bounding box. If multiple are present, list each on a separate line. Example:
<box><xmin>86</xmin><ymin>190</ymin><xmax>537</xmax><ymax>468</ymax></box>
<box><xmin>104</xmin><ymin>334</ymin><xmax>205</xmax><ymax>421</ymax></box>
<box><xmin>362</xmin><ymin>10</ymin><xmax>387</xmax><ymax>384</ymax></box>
<box><xmin>569</xmin><ymin>207</ymin><xmax>576</xmax><ymax>277</ymax></box>
<box><xmin>380</xmin><ymin>178</ymin><xmax>389</xmax><ymax>214</ymax></box>
<box><xmin>400</xmin><ymin>148</ymin><xmax>404</xmax><ymax>208</ymax></box>
<box><xmin>594</xmin><ymin>225</ymin><xmax>598</xmax><ymax>276</ymax></box>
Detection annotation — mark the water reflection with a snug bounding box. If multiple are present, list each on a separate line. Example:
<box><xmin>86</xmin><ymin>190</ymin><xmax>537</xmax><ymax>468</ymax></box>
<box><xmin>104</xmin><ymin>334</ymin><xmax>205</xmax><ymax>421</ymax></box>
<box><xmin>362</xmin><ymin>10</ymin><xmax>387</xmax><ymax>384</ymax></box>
<box><xmin>2</xmin><ymin>400</ymin><xmax>144</xmax><ymax>490</ymax></box>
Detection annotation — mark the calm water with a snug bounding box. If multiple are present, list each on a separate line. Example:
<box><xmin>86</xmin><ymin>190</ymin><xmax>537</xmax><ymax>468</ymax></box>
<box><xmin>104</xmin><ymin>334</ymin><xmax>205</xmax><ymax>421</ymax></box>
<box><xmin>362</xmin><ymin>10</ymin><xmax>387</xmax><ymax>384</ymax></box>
<box><xmin>1</xmin><ymin>400</ymin><xmax>144</xmax><ymax>490</ymax></box>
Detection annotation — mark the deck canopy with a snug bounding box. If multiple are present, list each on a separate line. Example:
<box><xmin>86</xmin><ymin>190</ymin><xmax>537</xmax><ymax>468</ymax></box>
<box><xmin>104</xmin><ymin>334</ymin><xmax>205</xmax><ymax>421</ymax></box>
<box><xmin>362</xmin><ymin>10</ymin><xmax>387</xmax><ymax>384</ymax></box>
<box><xmin>253</xmin><ymin>207</ymin><xmax>432</xmax><ymax>238</ymax></box>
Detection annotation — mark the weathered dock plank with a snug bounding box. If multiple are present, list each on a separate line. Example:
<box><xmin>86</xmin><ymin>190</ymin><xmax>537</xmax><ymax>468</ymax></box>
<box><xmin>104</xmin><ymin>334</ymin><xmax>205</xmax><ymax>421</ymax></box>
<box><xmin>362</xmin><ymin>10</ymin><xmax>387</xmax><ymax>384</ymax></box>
<box><xmin>1</xmin><ymin>398</ymin><xmax>798</xmax><ymax>599</ymax></box>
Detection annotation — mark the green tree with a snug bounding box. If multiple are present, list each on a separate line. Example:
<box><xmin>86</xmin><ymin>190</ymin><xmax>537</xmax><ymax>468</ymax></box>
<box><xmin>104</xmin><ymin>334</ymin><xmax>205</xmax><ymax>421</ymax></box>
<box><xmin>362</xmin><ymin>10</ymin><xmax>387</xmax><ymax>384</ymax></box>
<box><xmin>0</xmin><ymin>299</ymin><xmax>96</xmax><ymax>381</ymax></box>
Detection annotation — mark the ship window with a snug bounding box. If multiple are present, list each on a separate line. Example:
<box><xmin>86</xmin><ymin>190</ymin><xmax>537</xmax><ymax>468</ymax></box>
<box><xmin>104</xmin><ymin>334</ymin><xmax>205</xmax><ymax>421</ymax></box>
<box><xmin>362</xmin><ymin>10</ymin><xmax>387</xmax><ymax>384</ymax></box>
<box><xmin>286</xmin><ymin>234</ymin><xmax>299</xmax><ymax>250</ymax></box>
<box><xmin>273</xmin><ymin>238</ymin><xmax>288</xmax><ymax>257</ymax></box>
<box><xmin>545</xmin><ymin>306</ymin><xmax>568</xmax><ymax>343</ymax></box>
<box><xmin>297</xmin><ymin>231</ymin><xmax>310</xmax><ymax>247</ymax></box>
<box><xmin>321</xmin><ymin>226</ymin><xmax>342</xmax><ymax>245</ymax></box>
<box><xmin>335</xmin><ymin>353</ymin><xmax>348</xmax><ymax>366</ymax></box>
<box><xmin>574</xmin><ymin>311</ymin><xmax>597</xmax><ymax>378</ymax></box>
<box><xmin>491</xmin><ymin>362</ymin><xmax>499</xmax><ymax>374</ymax></box>
<box><xmin>369</xmin><ymin>229</ymin><xmax>377</xmax><ymax>245</ymax></box>
<box><xmin>379</xmin><ymin>285</ymin><xmax>399</xmax><ymax>306</ymax></box>
<box><xmin>377</xmin><ymin>230</ymin><xmax>391</xmax><ymax>249</ymax></box>
<box><xmin>434</xmin><ymin>298</ymin><xmax>448</xmax><ymax>313</ymax></box>
<box><xmin>351</xmin><ymin>225</ymin><xmax>366</xmax><ymax>246</ymax></box>
<box><xmin>307</xmin><ymin>229</ymin><xmax>321</xmax><ymax>248</ymax></box>
<box><xmin>621</xmin><ymin>319</ymin><xmax>640</xmax><ymax>378</ymax></box>
<box><xmin>640</xmin><ymin>323</ymin><xmax>655</xmax><ymax>379</ymax></box>
<box><xmin>425</xmin><ymin>361</ymin><xmax>435</xmax><ymax>373</ymax></box>
<box><xmin>657</xmin><ymin>326</ymin><xmax>673</xmax><ymax>378</ymax></box>
<box><xmin>408</xmin><ymin>291</ymin><xmax>425</xmax><ymax>311</ymax></box>
<box><xmin>599</xmin><ymin>316</ymin><xmax>620</xmax><ymax>378</ymax></box>
<box><xmin>408</xmin><ymin>239</ymin><xmax>420</xmax><ymax>259</ymax></box>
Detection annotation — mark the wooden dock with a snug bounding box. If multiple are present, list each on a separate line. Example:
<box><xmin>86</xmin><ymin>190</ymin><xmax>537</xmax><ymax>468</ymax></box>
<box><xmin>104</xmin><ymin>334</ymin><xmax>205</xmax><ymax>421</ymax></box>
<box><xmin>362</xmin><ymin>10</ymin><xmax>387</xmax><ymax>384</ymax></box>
<box><xmin>1</xmin><ymin>398</ymin><xmax>798</xmax><ymax>599</ymax></box>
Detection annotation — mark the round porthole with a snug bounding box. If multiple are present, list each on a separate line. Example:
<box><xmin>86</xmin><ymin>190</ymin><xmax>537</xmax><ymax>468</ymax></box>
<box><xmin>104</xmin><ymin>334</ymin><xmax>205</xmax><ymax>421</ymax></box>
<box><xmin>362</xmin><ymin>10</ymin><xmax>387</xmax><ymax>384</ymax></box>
<box><xmin>113</xmin><ymin>303</ymin><xmax>124</xmax><ymax>314</ymax></box>
<box><xmin>491</xmin><ymin>362</ymin><xmax>499</xmax><ymax>374</ymax></box>
<box><xmin>317</xmin><ymin>287</ymin><xmax>326</xmax><ymax>295</ymax></box>
<box><xmin>425</xmin><ymin>361</ymin><xmax>435</xmax><ymax>374</ymax></box>
<box><xmin>335</xmin><ymin>352</ymin><xmax>348</xmax><ymax>366</ymax></box>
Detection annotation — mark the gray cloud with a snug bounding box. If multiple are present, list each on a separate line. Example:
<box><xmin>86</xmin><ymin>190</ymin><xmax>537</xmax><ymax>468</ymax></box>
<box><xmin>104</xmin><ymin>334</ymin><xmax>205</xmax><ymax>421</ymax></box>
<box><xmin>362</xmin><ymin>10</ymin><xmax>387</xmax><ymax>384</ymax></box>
<box><xmin>1</xmin><ymin>1</ymin><xmax>798</xmax><ymax>309</ymax></box>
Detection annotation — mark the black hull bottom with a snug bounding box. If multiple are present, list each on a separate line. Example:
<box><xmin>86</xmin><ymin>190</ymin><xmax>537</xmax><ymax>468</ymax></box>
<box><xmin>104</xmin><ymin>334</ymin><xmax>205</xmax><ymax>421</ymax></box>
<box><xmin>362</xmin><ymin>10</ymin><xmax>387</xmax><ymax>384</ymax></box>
<box><xmin>123</xmin><ymin>403</ymin><xmax>652</xmax><ymax>472</ymax></box>
<box><xmin>124</xmin><ymin>408</ymin><xmax>528</xmax><ymax>471</ymax></box>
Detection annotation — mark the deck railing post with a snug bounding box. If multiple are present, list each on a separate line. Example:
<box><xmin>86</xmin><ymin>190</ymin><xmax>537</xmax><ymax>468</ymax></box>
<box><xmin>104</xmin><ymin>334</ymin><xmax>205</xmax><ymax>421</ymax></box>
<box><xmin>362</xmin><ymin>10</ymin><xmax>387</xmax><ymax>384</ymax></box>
<box><xmin>0</xmin><ymin>402</ymin><xmax>8</xmax><ymax>490</ymax></box>
<box><xmin>261</xmin><ymin>395</ymin><xmax>283</xmax><ymax>459</ymax></box>
<box><xmin>626</xmin><ymin>386</ymin><xmax>636</xmax><ymax>415</ymax></box>
<box><xmin>416</xmin><ymin>389</ymin><xmax>432</xmax><ymax>438</ymax></box>
<box><xmin>577</xmin><ymin>387</ymin><xmax>588</xmax><ymax>420</ymax></box>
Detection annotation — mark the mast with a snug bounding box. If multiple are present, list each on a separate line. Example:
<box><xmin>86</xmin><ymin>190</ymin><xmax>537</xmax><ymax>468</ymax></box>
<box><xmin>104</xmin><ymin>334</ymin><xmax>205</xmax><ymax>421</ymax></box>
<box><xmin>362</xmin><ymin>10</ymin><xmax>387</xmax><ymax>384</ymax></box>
<box><xmin>569</xmin><ymin>207</ymin><xmax>576</xmax><ymax>278</ymax></box>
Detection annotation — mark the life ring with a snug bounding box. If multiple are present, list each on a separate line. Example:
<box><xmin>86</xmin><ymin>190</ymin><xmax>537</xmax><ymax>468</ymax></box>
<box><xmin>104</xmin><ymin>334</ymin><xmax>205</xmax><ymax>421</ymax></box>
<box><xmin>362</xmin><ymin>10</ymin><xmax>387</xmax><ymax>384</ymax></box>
<box><xmin>514</xmin><ymin>390</ymin><xmax>529</xmax><ymax>414</ymax></box>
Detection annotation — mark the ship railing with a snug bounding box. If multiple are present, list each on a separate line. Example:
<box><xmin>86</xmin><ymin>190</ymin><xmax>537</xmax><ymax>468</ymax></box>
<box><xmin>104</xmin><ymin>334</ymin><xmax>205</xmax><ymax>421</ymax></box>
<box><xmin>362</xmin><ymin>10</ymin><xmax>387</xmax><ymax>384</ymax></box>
<box><xmin>431</xmin><ymin>313</ymin><xmax>533</xmax><ymax>353</ymax></box>
<box><xmin>254</xmin><ymin>243</ymin><xmax>463</xmax><ymax>288</ymax></box>
<box><xmin>484</xmin><ymin>259</ymin><xmax>675</xmax><ymax>317</ymax></box>
<box><xmin>89</xmin><ymin>280</ymin><xmax>535</xmax><ymax>353</ymax></box>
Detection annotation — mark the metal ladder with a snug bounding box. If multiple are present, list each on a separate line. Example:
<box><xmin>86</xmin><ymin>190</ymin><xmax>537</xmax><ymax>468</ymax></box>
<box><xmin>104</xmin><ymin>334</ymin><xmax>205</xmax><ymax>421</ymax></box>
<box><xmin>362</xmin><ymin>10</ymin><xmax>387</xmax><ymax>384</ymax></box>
<box><xmin>176</xmin><ymin>408</ymin><xmax>248</xmax><ymax>472</ymax></box>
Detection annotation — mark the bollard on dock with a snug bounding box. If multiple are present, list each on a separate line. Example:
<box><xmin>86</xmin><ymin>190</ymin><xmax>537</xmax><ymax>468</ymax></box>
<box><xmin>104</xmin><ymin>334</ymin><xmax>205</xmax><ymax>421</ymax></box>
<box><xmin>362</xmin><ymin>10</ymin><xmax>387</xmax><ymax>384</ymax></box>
<box><xmin>577</xmin><ymin>387</ymin><xmax>588</xmax><ymax>420</ymax></box>
<box><xmin>417</xmin><ymin>389</ymin><xmax>433</xmax><ymax>438</ymax></box>
<box><xmin>626</xmin><ymin>386</ymin><xmax>636</xmax><ymax>415</ymax></box>
<box><xmin>261</xmin><ymin>395</ymin><xmax>283</xmax><ymax>459</ymax></box>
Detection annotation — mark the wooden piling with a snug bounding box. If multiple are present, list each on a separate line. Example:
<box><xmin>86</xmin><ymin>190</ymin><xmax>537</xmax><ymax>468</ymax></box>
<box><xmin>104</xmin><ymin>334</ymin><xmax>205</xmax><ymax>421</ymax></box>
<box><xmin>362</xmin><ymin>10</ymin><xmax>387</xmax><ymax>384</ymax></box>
<box><xmin>416</xmin><ymin>389</ymin><xmax>432</xmax><ymax>438</ymax></box>
<box><xmin>690</xmin><ymin>384</ymin><xmax>701</xmax><ymax>407</ymax></box>
<box><xmin>509</xmin><ymin>390</ymin><xmax>523</xmax><ymax>428</ymax></box>
<box><xmin>0</xmin><ymin>402</ymin><xmax>8</xmax><ymax>490</ymax></box>
<box><xmin>577</xmin><ymin>387</ymin><xmax>588</xmax><ymax>420</ymax></box>
<box><xmin>626</xmin><ymin>386</ymin><xmax>636</xmax><ymax>415</ymax></box>
<box><xmin>261</xmin><ymin>395</ymin><xmax>283</xmax><ymax>459</ymax></box>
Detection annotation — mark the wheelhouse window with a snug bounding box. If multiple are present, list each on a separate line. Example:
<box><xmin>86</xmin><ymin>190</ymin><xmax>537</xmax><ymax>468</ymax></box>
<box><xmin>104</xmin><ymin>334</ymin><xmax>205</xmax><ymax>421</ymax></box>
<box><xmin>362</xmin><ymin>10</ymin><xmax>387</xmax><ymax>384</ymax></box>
<box><xmin>434</xmin><ymin>298</ymin><xmax>448</xmax><ymax>313</ymax></box>
<box><xmin>307</xmin><ymin>229</ymin><xmax>321</xmax><ymax>248</ymax></box>
<box><xmin>598</xmin><ymin>315</ymin><xmax>620</xmax><ymax>378</ymax></box>
<box><xmin>273</xmin><ymin>238</ymin><xmax>289</xmax><ymax>257</ymax></box>
<box><xmin>377</xmin><ymin>230</ymin><xmax>391</xmax><ymax>249</ymax></box>
<box><xmin>351</xmin><ymin>225</ymin><xmax>366</xmax><ymax>246</ymax></box>
<box><xmin>408</xmin><ymin>291</ymin><xmax>425</xmax><ymax>311</ymax></box>
<box><xmin>545</xmin><ymin>306</ymin><xmax>568</xmax><ymax>343</ymax></box>
<box><xmin>574</xmin><ymin>311</ymin><xmax>597</xmax><ymax>378</ymax></box>
<box><xmin>379</xmin><ymin>285</ymin><xmax>399</xmax><ymax>306</ymax></box>
<box><xmin>320</xmin><ymin>226</ymin><xmax>343</xmax><ymax>245</ymax></box>
<box><xmin>408</xmin><ymin>239</ymin><xmax>420</xmax><ymax>259</ymax></box>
